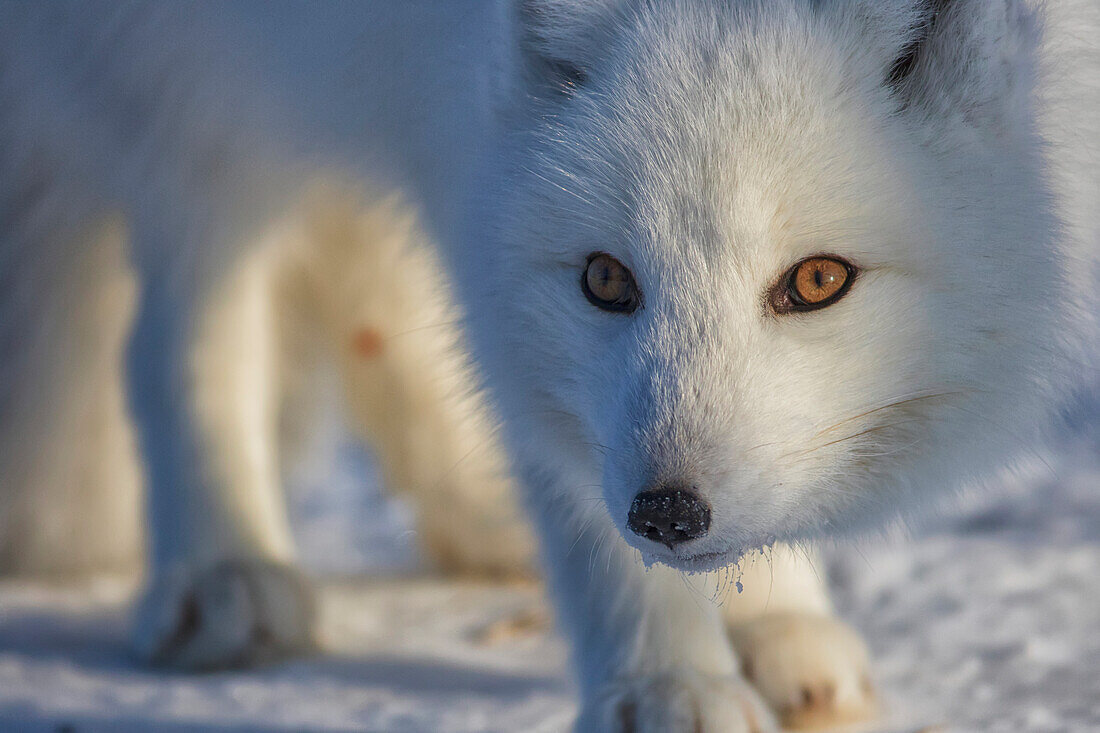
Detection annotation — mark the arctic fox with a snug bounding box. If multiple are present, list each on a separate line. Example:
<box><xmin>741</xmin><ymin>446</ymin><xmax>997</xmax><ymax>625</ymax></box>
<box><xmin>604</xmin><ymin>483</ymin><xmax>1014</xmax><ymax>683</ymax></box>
<box><xmin>1</xmin><ymin>1</ymin><xmax>1096</xmax><ymax>731</ymax></box>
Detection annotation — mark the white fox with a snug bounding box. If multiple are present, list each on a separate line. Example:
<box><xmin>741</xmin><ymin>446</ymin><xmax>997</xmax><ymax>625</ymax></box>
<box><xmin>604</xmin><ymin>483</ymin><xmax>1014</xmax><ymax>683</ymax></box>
<box><xmin>1</xmin><ymin>1</ymin><xmax>1096</xmax><ymax>731</ymax></box>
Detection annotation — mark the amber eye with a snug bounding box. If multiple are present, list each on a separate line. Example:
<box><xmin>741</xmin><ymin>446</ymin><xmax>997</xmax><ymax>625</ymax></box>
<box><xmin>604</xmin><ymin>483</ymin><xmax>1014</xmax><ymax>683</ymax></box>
<box><xmin>582</xmin><ymin>253</ymin><xmax>640</xmax><ymax>313</ymax></box>
<box><xmin>772</xmin><ymin>256</ymin><xmax>855</xmax><ymax>314</ymax></box>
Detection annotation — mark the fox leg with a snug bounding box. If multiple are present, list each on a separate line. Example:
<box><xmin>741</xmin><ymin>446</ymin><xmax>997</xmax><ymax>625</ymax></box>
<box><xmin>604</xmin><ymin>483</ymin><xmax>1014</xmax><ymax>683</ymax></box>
<box><xmin>128</xmin><ymin>238</ymin><xmax>314</xmax><ymax>670</ymax></box>
<box><xmin>0</xmin><ymin>213</ymin><xmax>143</xmax><ymax>576</ymax></box>
<box><xmin>270</xmin><ymin>187</ymin><xmax>537</xmax><ymax>578</ymax></box>
<box><xmin>718</xmin><ymin>545</ymin><xmax>877</xmax><ymax>730</ymax></box>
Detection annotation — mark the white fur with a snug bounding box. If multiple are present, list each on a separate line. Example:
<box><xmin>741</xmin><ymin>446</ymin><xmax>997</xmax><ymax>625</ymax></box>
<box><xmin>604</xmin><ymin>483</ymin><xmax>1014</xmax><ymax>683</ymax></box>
<box><xmin>0</xmin><ymin>213</ymin><xmax>142</xmax><ymax>575</ymax></box>
<box><xmin>0</xmin><ymin>1</ymin><xmax>1095</xmax><ymax>729</ymax></box>
<box><xmin>466</xmin><ymin>3</ymin><xmax>1096</xmax><ymax>728</ymax></box>
<box><xmin>266</xmin><ymin>186</ymin><xmax>536</xmax><ymax>576</ymax></box>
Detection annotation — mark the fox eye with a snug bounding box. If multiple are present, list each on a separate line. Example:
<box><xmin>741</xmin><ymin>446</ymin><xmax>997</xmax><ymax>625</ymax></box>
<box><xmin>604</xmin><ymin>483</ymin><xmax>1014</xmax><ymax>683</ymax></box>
<box><xmin>582</xmin><ymin>253</ymin><xmax>640</xmax><ymax>313</ymax></box>
<box><xmin>772</xmin><ymin>256</ymin><xmax>856</xmax><ymax>314</ymax></box>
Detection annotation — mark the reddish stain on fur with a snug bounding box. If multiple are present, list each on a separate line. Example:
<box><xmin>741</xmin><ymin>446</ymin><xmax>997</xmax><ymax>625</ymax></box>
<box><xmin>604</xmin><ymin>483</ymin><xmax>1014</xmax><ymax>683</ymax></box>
<box><xmin>352</xmin><ymin>328</ymin><xmax>385</xmax><ymax>358</ymax></box>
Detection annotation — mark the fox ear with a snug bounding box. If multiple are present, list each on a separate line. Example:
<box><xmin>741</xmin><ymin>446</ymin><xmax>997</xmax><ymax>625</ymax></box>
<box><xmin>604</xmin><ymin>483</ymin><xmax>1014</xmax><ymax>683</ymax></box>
<box><xmin>887</xmin><ymin>0</ymin><xmax>1041</xmax><ymax>131</ymax></box>
<box><xmin>510</xmin><ymin>0</ymin><xmax>621</xmax><ymax>95</ymax></box>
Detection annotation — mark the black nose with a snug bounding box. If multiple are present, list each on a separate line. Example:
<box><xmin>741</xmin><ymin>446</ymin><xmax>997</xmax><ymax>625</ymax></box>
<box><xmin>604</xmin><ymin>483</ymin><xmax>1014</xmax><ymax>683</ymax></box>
<box><xmin>626</xmin><ymin>487</ymin><xmax>711</xmax><ymax>549</ymax></box>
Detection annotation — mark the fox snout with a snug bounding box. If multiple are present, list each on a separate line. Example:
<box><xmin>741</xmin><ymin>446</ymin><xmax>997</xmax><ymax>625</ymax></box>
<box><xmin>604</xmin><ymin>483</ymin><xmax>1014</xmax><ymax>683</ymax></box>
<box><xmin>626</xmin><ymin>486</ymin><xmax>711</xmax><ymax>549</ymax></box>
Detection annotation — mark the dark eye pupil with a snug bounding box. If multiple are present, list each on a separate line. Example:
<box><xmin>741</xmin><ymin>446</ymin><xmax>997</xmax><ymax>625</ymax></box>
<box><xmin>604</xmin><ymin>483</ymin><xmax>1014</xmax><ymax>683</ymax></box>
<box><xmin>597</xmin><ymin>265</ymin><xmax>612</xmax><ymax>287</ymax></box>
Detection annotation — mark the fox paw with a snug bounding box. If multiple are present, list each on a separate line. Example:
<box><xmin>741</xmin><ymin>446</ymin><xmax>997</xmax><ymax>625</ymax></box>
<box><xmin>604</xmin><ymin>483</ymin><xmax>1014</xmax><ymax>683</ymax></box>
<box><xmin>576</xmin><ymin>670</ymin><xmax>777</xmax><ymax>733</ymax></box>
<box><xmin>730</xmin><ymin>613</ymin><xmax>876</xmax><ymax>730</ymax></box>
<box><xmin>131</xmin><ymin>559</ymin><xmax>316</xmax><ymax>670</ymax></box>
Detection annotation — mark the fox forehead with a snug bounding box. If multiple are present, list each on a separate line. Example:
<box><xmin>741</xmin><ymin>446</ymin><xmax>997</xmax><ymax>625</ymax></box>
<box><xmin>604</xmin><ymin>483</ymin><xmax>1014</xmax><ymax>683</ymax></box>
<box><xmin>528</xmin><ymin>3</ymin><xmax>923</xmax><ymax>289</ymax></box>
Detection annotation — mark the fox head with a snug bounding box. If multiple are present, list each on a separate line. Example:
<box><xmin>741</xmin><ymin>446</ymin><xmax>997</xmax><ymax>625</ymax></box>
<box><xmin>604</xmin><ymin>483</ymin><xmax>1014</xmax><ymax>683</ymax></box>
<box><xmin>471</xmin><ymin>0</ymin><xmax>1075</xmax><ymax>570</ymax></box>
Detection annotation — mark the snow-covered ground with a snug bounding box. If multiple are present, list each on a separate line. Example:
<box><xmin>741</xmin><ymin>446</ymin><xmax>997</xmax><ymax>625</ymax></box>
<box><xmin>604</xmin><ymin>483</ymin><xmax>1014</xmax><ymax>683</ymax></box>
<box><xmin>1</xmin><ymin>414</ymin><xmax>1098</xmax><ymax>732</ymax></box>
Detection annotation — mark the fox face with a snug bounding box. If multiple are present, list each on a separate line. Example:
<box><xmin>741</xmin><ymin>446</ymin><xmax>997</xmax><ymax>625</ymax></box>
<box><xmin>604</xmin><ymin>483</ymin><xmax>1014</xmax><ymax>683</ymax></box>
<box><xmin>480</xmin><ymin>0</ymin><xmax>1072</xmax><ymax>570</ymax></box>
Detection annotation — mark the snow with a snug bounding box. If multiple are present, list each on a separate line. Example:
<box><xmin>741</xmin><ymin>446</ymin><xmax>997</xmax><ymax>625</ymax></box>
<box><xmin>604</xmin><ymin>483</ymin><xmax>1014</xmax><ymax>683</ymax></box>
<box><xmin>829</xmin><ymin>439</ymin><xmax>1100</xmax><ymax>732</ymax></box>
<box><xmin>2</xmin><ymin>420</ymin><xmax>1098</xmax><ymax>732</ymax></box>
